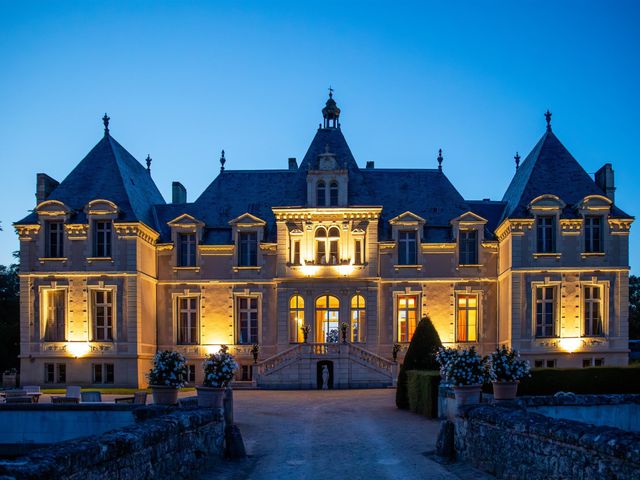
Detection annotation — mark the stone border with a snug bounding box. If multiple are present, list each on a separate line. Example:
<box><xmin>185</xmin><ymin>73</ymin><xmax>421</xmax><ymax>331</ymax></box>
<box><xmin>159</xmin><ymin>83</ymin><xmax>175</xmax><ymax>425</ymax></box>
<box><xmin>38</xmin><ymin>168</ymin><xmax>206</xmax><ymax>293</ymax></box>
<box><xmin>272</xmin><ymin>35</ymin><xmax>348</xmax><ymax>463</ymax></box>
<box><xmin>514</xmin><ymin>393</ymin><xmax>640</xmax><ymax>407</ymax></box>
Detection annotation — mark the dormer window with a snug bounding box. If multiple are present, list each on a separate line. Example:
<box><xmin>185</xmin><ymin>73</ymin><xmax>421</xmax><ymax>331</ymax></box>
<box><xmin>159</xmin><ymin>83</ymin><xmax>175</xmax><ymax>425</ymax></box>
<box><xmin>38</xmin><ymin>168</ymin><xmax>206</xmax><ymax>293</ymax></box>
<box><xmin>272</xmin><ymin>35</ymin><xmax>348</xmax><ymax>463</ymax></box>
<box><xmin>238</xmin><ymin>232</ymin><xmax>258</xmax><ymax>266</ymax></box>
<box><xmin>459</xmin><ymin>230</ymin><xmax>478</xmax><ymax>265</ymax></box>
<box><xmin>45</xmin><ymin>221</ymin><xmax>64</xmax><ymax>258</ymax></box>
<box><xmin>584</xmin><ymin>216</ymin><xmax>603</xmax><ymax>253</ymax></box>
<box><xmin>398</xmin><ymin>230</ymin><xmax>417</xmax><ymax>265</ymax></box>
<box><xmin>93</xmin><ymin>221</ymin><xmax>112</xmax><ymax>257</ymax></box>
<box><xmin>536</xmin><ymin>216</ymin><xmax>555</xmax><ymax>253</ymax></box>
<box><xmin>329</xmin><ymin>182</ymin><xmax>339</xmax><ymax>206</ymax></box>
<box><xmin>178</xmin><ymin>233</ymin><xmax>196</xmax><ymax>267</ymax></box>
<box><xmin>317</xmin><ymin>181</ymin><xmax>326</xmax><ymax>206</ymax></box>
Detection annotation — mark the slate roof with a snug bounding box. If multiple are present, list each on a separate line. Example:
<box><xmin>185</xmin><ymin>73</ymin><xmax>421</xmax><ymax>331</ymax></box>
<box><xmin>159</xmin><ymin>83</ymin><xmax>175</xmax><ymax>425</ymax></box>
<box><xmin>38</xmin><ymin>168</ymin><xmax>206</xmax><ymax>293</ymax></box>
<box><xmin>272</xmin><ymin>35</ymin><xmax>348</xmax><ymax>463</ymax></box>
<box><xmin>17</xmin><ymin>134</ymin><xmax>166</xmax><ymax>227</ymax></box>
<box><xmin>298</xmin><ymin>127</ymin><xmax>359</xmax><ymax>172</ymax></box>
<box><xmin>501</xmin><ymin>130</ymin><xmax>630</xmax><ymax>220</ymax></box>
<box><xmin>466</xmin><ymin>200</ymin><xmax>507</xmax><ymax>238</ymax></box>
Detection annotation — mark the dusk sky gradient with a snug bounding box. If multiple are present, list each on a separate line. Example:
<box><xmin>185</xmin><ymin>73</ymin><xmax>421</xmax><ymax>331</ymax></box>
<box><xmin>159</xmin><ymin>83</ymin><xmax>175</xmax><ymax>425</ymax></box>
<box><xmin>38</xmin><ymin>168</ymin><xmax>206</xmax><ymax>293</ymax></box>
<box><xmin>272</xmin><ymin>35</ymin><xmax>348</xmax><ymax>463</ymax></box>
<box><xmin>0</xmin><ymin>1</ymin><xmax>638</xmax><ymax>270</ymax></box>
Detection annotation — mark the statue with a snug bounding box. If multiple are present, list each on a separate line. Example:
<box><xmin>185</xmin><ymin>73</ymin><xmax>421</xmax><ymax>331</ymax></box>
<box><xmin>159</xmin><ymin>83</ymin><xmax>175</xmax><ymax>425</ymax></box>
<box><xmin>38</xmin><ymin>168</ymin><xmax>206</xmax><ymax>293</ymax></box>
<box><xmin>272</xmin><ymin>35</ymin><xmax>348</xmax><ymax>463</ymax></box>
<box><xmin>321</xmin><ymin>365</ymin><xmax>329</xmax><ymax>390</ymax></box>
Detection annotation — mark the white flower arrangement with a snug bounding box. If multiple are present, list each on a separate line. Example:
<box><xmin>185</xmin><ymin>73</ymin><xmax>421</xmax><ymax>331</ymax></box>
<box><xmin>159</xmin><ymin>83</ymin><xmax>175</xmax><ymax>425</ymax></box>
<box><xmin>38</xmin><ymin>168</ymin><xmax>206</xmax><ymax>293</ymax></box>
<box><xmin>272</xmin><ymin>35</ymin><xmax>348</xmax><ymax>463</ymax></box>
<box><xmin>489</xmin><ymin>345</ymin><xmax>531</xmax><ymax>383</ymax></box>
<box><xmin>440</xmin><ymin>346</ymin><xmax>490</xmax><ymax>387</ymax></box>
<box><xmin>435</xmin><ymin>347</ymin><xmax>459</xmax><ymax>384</ymax></box>
<box><xmin>147</xmin><ymin>350</ymin><xmax>188</xmax><ymax>388</ymax></box>
<box><xmin>327</xmin><ymin>328</ymin><xmax>339</xmax><ymax>344</ymax></box>
<box><xmin>202</xmin><ymin>345</ymin><xmax>238</xmax><ymax>388</ymax></box>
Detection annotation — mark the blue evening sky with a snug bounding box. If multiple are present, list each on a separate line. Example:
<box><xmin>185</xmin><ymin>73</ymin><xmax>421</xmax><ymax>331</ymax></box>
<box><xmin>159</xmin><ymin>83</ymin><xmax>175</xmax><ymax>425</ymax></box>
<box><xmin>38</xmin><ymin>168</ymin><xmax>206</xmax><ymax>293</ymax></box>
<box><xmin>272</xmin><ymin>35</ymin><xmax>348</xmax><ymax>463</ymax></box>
<box><xmin>0</xmin><ymin>1</ymin><xmax>638</xmax><ymax>271</ymax></box>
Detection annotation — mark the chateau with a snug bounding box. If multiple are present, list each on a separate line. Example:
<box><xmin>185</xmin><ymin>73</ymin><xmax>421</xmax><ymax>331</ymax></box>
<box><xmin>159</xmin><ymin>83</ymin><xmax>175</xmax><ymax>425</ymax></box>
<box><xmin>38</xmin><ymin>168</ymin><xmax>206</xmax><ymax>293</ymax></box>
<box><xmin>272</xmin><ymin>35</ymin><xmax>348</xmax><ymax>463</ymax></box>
<box><xmin>14</xmin><ymin>94</ymin><xmax>633</xmax><ymax>388</ymax></box>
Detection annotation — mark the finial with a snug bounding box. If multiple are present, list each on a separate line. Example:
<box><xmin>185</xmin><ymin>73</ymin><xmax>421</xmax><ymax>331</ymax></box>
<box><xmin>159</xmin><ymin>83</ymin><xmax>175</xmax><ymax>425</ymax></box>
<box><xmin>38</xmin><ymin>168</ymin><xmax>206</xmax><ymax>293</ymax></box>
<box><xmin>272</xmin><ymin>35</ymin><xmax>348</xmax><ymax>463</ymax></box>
<box><xmin>437</xmin><ymin>148</ymin><xmax>443</xmax><ymax>171</ymax></box>
<box><xmin>219</xmin><ymin>149</ymin><xmax>226</xmax><ymax>173</ymax></box>
<box><xmin>145</xmin><ymin>154</ymin><xmax>152</xmax><ymax>173</ymax></box>
<box><xmin>328</xmin><ymin>85</ymin><xmax>334</xmax><ymax>98</ymax></box>
<box><xmin>102</xmin><ymin>113</ymin><xmax>110</xmax><ymax>135</ymax></box>
<box><xmin>514</xmin><ymin>152</ymin><xmax>520</xmax><ymax>170</ymax></box>
<box><xmin>545</xmin><ymin>109</ymin><xmax>552</xmax><ymax>131</ymax></box>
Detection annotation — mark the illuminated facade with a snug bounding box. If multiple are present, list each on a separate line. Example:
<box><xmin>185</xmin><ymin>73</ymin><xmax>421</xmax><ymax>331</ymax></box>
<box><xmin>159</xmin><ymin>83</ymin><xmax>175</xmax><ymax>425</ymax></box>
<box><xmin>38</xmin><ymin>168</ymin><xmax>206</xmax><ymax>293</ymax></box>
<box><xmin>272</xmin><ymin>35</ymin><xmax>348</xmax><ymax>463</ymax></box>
<box><xmin>15</xmin><ymin>97</ymin><xmax>633</xmax><ymax>388</ymax></box>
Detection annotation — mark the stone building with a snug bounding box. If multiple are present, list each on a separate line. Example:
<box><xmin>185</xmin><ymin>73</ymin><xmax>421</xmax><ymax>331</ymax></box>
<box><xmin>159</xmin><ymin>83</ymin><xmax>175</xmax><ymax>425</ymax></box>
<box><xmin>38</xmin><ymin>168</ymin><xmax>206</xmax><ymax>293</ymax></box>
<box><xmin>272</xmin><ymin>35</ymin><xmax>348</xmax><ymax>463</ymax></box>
<box><xmin>14</xmin><ymin>95</ymin><xmax>633</xmax><ymax>388</ymax></box>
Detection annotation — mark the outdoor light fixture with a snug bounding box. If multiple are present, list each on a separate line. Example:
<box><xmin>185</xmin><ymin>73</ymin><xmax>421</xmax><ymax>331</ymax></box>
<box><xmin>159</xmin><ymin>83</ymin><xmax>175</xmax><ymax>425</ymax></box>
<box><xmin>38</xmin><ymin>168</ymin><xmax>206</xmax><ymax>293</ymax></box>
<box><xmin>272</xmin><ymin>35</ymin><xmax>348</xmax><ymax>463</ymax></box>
<box><xmin>204</xmin><ymin>344</ymin><xmax>222</xmax><ymax>355</ymax></box>
<box><xmin>559</xmin><ymin>337</ymin><xmax>582</xmax><ymax>353</ymax></box>
<box><xmin>67</xmin><ymin>342</ymin><xmax>91</xmax><ymax>358</ymax></box>
<box><xmin>336</xmin><ymin>264</ymin><xmax>354</xmax><ymax>276</ymax></box>
<box><xmin>300</xmin><ymin>265</ymin><xmax>319</xmax><ymax>277</ymax></box>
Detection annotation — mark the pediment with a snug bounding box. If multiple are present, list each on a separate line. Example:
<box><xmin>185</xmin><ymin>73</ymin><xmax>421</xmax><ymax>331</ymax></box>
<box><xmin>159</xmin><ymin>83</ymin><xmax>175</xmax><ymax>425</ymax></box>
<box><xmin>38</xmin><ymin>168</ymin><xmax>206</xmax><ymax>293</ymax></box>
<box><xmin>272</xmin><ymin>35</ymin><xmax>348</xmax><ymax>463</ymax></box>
<box><xmin>36</xmin><ymin>200</ymin><xmax>71</xmax><ymax>217</ymax></box>
<box><xmin>527</xmin><ymin>194</ymin><xmax>566</xmax><ymax>212</ymax></box>
<box><xmin>85</xmin><ymin>199</ymin><xmax>119</xmax><ymax>215</ymax></box>
<box><xmin>576</xmin><ymin>195</ymin><xmax>612</xmax><ymax>212</ymax></box>
<box><xmin>389</xmin><ymin>211</ymin><xmax>426</xmax><ymax>225</ymax></box>
<box><xmin>167</xmin><ymin>213</ymin><xmax>205</xmax><ymax>227</ymax></box>
<box><xmin>451</xmin><ymin>211</ymin><xmax>488</xmax><ymax>224</ymax></box>
<box><xmin>228</xmin><ymin>212</ymin><xmax>267</xmax><ymax>227</ymax></box>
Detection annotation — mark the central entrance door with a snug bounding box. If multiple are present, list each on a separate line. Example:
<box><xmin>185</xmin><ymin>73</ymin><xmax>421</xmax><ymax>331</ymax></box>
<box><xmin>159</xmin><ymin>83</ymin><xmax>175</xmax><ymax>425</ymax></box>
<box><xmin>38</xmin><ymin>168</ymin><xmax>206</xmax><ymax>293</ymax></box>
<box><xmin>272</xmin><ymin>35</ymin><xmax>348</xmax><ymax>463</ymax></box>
<box><xmin>315</xmin><ymin>294</ymin><xmax>340</xmax><ymax>343</ymax></box>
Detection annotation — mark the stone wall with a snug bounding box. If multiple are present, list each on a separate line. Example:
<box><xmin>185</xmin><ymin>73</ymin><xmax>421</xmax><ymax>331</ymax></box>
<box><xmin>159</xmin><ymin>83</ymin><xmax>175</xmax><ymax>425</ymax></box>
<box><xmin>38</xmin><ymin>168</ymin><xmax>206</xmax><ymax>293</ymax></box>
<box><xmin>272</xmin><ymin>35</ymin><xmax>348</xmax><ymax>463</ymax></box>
<box><xmin>0</xmin><ymin>405</ymin><xmax>225</xmax><ymax>480</ymax></box>
<box><xmin>455</xmin><ymin>403</ymin><xmax>640</xmax><ymax>479</ymax></box>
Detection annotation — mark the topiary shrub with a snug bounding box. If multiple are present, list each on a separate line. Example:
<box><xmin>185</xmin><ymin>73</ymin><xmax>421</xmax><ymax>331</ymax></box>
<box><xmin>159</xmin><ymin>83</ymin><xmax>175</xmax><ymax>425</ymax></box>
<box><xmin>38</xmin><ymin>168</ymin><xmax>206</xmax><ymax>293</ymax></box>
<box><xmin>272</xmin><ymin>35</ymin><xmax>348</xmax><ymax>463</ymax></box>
<box><xmin>396</xmin><ymin>315</ymin><xmax>443</xmax><ymax>409</ymax></box>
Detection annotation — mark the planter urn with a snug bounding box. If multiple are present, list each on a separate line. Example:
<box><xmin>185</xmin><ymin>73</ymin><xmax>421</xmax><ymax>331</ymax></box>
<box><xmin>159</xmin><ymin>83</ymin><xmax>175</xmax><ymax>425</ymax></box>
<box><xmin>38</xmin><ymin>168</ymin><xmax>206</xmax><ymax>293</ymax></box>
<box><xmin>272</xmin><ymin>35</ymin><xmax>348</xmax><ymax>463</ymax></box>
<box><xmin>150</xmin><ymin>385</ymin><xmax>179</xmax><ymax>405</ymax></box>
<box><xmin>196</xmin><ymin>385</ymin><xmax>226</xmax><ymax>408</ymax></box>
<box><xmin>452</xmin><ymin>384</ymin><xmax>482</xmax><ymax>414</ymax></box>
<box><xmin>492</xmin><ymin>381</ymin><xmax>519</xmax><ymax>401</ymax></box>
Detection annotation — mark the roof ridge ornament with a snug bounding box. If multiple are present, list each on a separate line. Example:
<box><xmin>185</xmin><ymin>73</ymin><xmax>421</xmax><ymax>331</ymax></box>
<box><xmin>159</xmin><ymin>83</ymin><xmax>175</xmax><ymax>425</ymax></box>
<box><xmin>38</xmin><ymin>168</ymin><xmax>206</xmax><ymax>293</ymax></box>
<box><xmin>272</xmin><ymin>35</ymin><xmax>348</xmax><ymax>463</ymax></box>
<box><xmin>146</xmin><ymin>154</ymin><xmax>152</xmax><ymax>174</ymax></box>
<box><xmin>322</xmin><ymin>87</ymin><xmax>340</xmax><ymax>129</ymax></box>
<box><xmin>437</xmin><ymin>148</ymin><xmax>443</xmax><ymax>172</ymax></box>
<box><xmin>102</xmin><ymin>113</ymin><xmax>110</xmax><ymax>136</ymax></box>
<box><xmin>514</xmin><ymin>152</ymin><xmax>520</xmax><ymax>170</ymax></box>
<box><xmin>220</xmin><ymin>149</ymin><xmax>226</xmax><ymax>173</ymax></box>
<box><xmin>545</xmin><ymin>109</ymin><xmax>552</xmax><ymax>132</ymax></box>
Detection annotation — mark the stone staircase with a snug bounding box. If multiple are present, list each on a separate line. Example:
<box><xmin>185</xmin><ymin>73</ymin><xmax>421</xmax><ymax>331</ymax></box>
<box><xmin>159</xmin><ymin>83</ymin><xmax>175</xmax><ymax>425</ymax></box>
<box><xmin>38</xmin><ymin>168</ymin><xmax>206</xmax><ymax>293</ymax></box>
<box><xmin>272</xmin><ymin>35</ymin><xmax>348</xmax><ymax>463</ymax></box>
<box><xmin>254</xmin><ymin>343</ymin><xmax>397</xmax><ymax>389</ymax></box>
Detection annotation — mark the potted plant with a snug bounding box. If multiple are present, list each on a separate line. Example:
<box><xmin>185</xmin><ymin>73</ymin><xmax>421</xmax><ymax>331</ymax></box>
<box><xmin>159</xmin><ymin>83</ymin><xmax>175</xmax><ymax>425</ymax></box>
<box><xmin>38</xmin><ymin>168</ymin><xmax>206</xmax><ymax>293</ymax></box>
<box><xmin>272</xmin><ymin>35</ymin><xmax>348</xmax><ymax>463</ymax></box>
<box><xmin>340</xmin><ymin>322</ymin><xmax>349</xmax><ymax>343</ymax></box>
<box><xmin>442</xmin><ymin>346</ymin><xmax>488</xmax><ymax>412</ymax></box>
<box><xmin>392</xmin><ymin>343</ymin><xmax>401</xmax><ymax>362</ymax></box>
<box><xmin>147</xmin><ymin>350</ymin><xmax>188</xmax><ymax>405</ymax></box>
<box><xmin>301</xmin><ymin>324</ymin><xmax>310</xmax><ymax>343</ymax></box>
<box><xmin>197</xmin><ymin>345</ymin><xmax>238</xmax><ymax>408</ymax></box>
<box><xmin>435</xmin><ymin>346</ymin><xmax>459</xmax><ymax>386</ymax></box>
<box><xmin>251</xmin><ymin>343</ymin><xmax>260</xmax><ymax>364</ymax></box>
<box><xmin>489</xmin><ymin>345</ymin><xmax>531</xmax><ymax>400</ymax></box>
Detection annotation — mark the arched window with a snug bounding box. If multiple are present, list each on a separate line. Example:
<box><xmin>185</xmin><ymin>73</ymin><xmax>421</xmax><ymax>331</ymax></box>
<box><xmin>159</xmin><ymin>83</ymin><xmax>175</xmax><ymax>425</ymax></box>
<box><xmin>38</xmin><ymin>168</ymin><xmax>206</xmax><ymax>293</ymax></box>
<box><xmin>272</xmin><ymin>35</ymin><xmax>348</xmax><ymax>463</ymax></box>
<box><xmin>316</xmin><ymin>295</ymin><xmax>340</xmax><ymax>343</ymax></box>
<box><xmin>329</xmin><ymin>182</ymin><xmax>339</xmax><ymax>206</ymax></box>
<box><xmin>289</xmin><ymin>295</ymin><xmax>305</xmax><ymax>343</ymax></box>
<box><xmin>351</xmin><ymin>295</ymin><xmax>366</xmax><ymax>342</ymax></box>
<box><xmin>328</xmin><ymin>227</ymin><xmax>340</xmax><ymax>264</ymax></box>
<box><xmin>315</xmin><ymin>228</ymin><xmax>327</xmax><ymax>264</ymax></box>
<box><xmin>317</xmin><ymin>181</ymin><xmax>326</xmax><ymax>206</ymax></box>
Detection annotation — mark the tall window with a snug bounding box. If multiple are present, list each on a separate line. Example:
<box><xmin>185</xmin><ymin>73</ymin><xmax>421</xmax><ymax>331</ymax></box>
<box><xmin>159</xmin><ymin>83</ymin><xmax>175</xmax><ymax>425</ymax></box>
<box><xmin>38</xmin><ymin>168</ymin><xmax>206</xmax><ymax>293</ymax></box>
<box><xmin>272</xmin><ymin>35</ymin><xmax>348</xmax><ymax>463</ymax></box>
<box><xmin>315</xmin><ymin>227</ymin><xmax>340</xmax><ymax>264</ymax></box>
<box><xmin>584</xmin><ymin>285</ymin><xmax>603</xmax><ymax>336</ymax></box>
<box><xmin>177</xmin><ymin>296</ymin><xmax>199</xmax><ymax>345</ymax></box>
<box><xmin>92</xmin><ymin>289</ymin><xmax>114</xmax><ymax>341</ymax></box>
<box><xmin>316</xmin><ymin>295</ymin><xmax>340</xmax><ymax>343</ymax></box>
<box><xmin>238</xmin><ymin>232</ymin><xmax>258</xmax><ymax>266</ymax></box>
<box><xmin>459</xmin><ymin>230</ymin><xmax>478</xmax><ymax>265</ymax></box>
<box><xmin>328</xmin><ymin>227</ymin><xmax>340</xmax><ymax>264</ymax></box>
<box><xmin>178</xmin><ymin>233</ymin><xmax>196</xmax><ymax>266</ymax></box>
<box><xmin>397</xmin><ymin>295</ymin><xmax>418</xmax><ymax>342</ymax></box>
<box><xmin>354</xmin><ymin>238</ymin><xmax>364</xmax><ymax>265</ymax></box>
<box><xmin>92</xmin><ymin>363</ymin><xmax>114</xmax><ymax>384</ymax></box>
<box><xmin>329</xmin><ymin>182</ymin><xmax>339</xmax><ymax>206</ymax></box>
<box><xmin>44</xmin><ymin>363</ymin><xmax>66</xmax><ymax>384</ymax></box>
<box><xmin>535</xmin><ymin>286</ymin><xmax>557</xmax><ymax>337</ymax></box>
<box><xmin>398</xmin><ymin>230</ymin><xmax>417</xmax><ymax>265</ymax></box>
<box><xmin>536</xmin><ymin>216</ymin><xmax>555</xmax><ymax>253</ymax></box>
<box><xmin>43</xmin><ymin>289</ymin><xmax>66</xmax><ymax>341</ymax></box>
<box><xmin>45</xmin><ymin>221</ymin><xmax>64</xmax><ymax>258</ymax></box>
<box><xmin>93</xmin><ymin>221</ymin><xmax>112</xmax><ymax>257</ymax></box>
<box><xmin>317</xmin><ymin>181</ymin><xmax>326</xmax><ymax>206</ymax></box>
<box><xmin>351</xmin><ymin>294</ymin><xmax>366</xmax><ymax>342</ymax></box>
<box><xmin>237</xmin><ymin>297</ymin><xmax>259</xmax><ymax>344</ymax></box>
<box><xmin>291</xmin><ymin>238</ymin><xmax>301</xmax><ymax>265</ymax></box>
<box><xmin>584</xmin><ymin>216</ymin><xmax>603</xmax><ymax>253</ymax></box>
<box><xmin>315</xmin><ymin>228</ymin><xmax>327</xmax><ymax>264</ymax></box>
<box><xmin>289</xmin><ymin>295</ymin><xmax>305</xmax><ymax>343</ymax></box>
<box><xmin>456</xmin><ymin>294</ymin><xmax>478</xmax><ymax>342</ymax></box>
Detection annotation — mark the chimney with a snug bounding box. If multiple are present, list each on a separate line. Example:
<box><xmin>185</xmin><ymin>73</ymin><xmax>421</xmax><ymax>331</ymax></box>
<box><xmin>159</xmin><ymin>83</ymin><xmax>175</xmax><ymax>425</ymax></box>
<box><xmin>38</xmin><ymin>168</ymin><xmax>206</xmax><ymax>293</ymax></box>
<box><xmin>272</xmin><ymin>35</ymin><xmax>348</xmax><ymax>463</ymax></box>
<box><xmin>36</xmin><ymin>173</ymin><xmax>59</xmax><ymax>204</ymax></box>
<box><xmin>366</xmin><ymin>161</ymin><xmax>375</xmax><ymax>169</ymax></box>
<box><xmin>288</xmin><ymin>157</ymin><xmax>298</xmax><ymax>170</ymax></box>
<box><xmin>172</xmin><ymin>182</ymin><xmax>187</xmax><ymax>204</ymax></box>
<box><xmin>595</xmin><ymin>163</ymin><xmax>615</xmax><ymax>203</ymax></box>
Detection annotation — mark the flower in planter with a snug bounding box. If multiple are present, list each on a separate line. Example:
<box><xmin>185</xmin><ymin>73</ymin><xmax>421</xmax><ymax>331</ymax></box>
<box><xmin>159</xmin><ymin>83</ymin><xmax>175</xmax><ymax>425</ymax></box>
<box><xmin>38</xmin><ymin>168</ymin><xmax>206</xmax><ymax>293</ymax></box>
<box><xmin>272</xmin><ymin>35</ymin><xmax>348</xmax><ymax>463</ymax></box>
<box><xmin>392</xmin><ymin>343</ymin><xmax>402</xmax><ymax>362</ymax></box>
<box><xmin>435</xmin><ymin>347</ymin><xmax>459</xmax><ymax>385</ymax></box>
<box><xmin>489</xmin><ymin>345</ymin><xmax>531</xmax><ymax>383</ymax></box>
<box><xmin>202</xmin><ymin>345</ymin><xmax>239</xmax><ymax>388</ymax></box>
<box><xmin>441</xmin><ymin>346</ymin><xmax>489</xmax><ymax>387</ymax></box>
<box><xmin>147</xmin><ymin>350</ymin><xmax>188</xmax><ymax>388</ymax></box>
<box><xmin>327</xmin><ymin>328</ymin><xmax>339</xmax><ymax>344</ymax></box>
<box><xmin>300</xmin><ymin>324</ymin><xmax>311</xmax><ymax>342</ymax></box>
<box><xmin>251</xmin><ymin>343</ymin><xmax>260</xmax><ymax>363</ymax></box>
<box><xmin>340</xmin><ymin>322</ymin><xmax>349</xmax><ymax>343</ymax></box>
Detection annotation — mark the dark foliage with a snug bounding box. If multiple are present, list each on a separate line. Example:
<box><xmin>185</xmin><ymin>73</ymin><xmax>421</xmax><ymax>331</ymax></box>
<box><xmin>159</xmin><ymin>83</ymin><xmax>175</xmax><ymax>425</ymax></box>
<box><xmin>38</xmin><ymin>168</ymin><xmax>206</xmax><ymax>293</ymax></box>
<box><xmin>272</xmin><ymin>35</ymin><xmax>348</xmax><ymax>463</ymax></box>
<box><xmin>396</xmin><ymin>315</ymin><xmax>443</xmax><ymax>409</ymax></box>
<box><xmin>0</xmin><ymin>263</ymin><xmax>19</xmax><ymax>372</ymax></box>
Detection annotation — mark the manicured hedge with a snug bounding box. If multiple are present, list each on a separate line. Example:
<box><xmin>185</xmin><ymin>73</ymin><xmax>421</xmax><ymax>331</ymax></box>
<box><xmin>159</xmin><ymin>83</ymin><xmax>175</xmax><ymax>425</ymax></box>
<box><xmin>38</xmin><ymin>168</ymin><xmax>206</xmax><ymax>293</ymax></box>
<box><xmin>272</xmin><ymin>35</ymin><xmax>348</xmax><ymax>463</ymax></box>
<box><xmin>481</xmin><ymin>366</ymin><xmax>640</xmax><ymax>395</ymax></box>
<box><xmin>406</xmin><ymin>370</ymin><xmax>440</xmax><ymax>418</ymax></box>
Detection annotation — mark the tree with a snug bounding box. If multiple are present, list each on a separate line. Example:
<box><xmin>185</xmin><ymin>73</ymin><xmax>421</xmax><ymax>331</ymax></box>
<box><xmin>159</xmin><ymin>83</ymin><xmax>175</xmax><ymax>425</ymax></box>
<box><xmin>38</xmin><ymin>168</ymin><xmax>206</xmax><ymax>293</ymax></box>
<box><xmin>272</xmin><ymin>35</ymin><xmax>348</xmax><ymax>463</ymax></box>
<box><xmin>630</xmin><ymin>275</ymin><xmax>640</xmax><ymax>340</ymax></box>
<box><xmin>0</xmin><ymin>262</ymin><xmax>20</xmax><ymax>372</ymax></box>
<box><xmin>396</xmin><ymin>315</ymin><xmax>443</xmax><ymax>409</ymax></box>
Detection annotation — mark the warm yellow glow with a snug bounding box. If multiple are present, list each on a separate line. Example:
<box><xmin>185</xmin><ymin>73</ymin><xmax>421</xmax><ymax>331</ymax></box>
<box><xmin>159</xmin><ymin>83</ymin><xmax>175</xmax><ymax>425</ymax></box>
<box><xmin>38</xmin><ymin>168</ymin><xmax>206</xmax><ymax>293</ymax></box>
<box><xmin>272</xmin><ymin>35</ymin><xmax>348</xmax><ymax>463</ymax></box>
<box><xmin>335</xmin><ymin>265</ymin><xmax>354</xmax><ymax>276</ymax></box>
<box><xmin>67</xmin><ymin>342</ymin><xmax>91</xmax><ymax>358</ymax></box>
<box><xmin>204</xmin><ymin>344</ymin><xmax>222</xmax><ymax>355</ymax></box>
<box><xmin>559</xmin><ymin>337</ymin><xmax>582</xmax><ymax>353</ymax></box>
<box><xmin>300</xmin><ymin>265</ymin><xmax>319</xmax><ymax>276</ymax></box>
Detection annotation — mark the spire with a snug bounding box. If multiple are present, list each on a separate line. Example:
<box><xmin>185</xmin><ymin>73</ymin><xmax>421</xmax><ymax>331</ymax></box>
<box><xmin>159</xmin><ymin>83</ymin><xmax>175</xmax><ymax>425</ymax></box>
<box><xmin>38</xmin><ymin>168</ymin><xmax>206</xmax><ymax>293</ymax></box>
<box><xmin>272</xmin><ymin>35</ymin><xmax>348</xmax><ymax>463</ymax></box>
<box><xmin>219</xmin><ymin>149</ymin><xmax>226</xmax><ymax>173</ymax></box>
<box><xmin>514</xmin><ymin>152</ymin><xmax>520</xmax><ymax>170</ymax></box>
<box><xmin>102</xmin><ymin>113</ymin><xmax>110</xmax><ymax>136</ymax></box>
<box><xmin>545</xmin><ymin>109</ymin><xmax>552</xmax><ymax>132</ymax></box>
<box><xmin>145</xmin><ymin>154</ymin><xmax>152</xmax><ymax>174</ymax></box>
<box><xmin>321</xmin><ymin>87</ymin><xmax>341</xmax><ymax>129</ymax></box>
<box><xmin>437</xmin><ymin>149</ymin><xmax>443</xmax><ymax>171</ymax></box>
